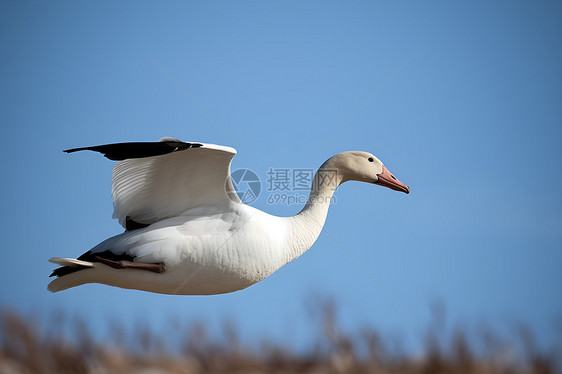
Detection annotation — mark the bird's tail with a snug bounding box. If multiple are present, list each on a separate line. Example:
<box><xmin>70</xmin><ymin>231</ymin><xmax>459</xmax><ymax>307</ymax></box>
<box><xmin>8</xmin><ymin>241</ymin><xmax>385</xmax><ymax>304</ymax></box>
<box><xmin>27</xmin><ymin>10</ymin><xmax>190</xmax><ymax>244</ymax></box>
<box><xmin>47</xmin><ymin>257</ymin><xmax>95</xmax><ymax>293</ymax></box>
<box><xmin>49</xmin><ymin>257</ymin><xmax>94</xmax><ymax>268</ymax></box>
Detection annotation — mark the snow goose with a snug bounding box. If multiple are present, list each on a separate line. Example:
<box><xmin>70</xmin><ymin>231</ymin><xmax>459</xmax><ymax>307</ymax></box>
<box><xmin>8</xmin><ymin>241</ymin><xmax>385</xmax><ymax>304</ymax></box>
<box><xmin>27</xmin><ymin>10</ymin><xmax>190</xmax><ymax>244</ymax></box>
<box><xmin>48</xmin><ymin>138</ymin><xmax>409</xmax><ymax>295</ymax></box>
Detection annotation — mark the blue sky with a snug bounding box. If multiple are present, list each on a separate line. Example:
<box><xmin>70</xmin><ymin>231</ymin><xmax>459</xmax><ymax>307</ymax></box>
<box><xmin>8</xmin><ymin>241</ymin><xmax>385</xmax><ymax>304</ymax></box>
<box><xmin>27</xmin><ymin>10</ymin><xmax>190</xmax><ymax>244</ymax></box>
<box><xmin>1</xmin><ymin>1</ymin><xmax>561</xmax><ymax>353</ymax></box>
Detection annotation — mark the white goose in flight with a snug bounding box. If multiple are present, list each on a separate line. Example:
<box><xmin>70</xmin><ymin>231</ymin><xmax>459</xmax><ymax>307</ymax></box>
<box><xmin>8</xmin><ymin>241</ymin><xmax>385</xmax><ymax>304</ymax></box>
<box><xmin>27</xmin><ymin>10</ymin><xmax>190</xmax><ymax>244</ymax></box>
<box><xmin>48</xmin><ymin>138</ymin><xmax>409</xmax><ymax>295</ymax></box>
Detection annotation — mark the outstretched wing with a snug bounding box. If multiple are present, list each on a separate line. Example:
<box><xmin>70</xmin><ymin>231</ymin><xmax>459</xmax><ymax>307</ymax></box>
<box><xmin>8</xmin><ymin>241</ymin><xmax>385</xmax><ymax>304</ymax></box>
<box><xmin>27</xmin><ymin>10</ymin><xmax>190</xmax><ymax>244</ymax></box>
<box><xmin>65</xmin><ymin>138</ymin><xmax>242</xmax><ymax>229</ymax></box>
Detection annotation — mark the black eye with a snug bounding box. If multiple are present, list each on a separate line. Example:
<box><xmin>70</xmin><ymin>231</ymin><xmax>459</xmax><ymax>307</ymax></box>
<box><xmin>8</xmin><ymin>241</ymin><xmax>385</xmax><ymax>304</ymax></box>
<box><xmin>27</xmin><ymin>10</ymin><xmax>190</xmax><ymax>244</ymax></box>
<box><xmin>368</xmin><ymin>157</ymin><xmax>374</xmax><ymax>162</ymax></box>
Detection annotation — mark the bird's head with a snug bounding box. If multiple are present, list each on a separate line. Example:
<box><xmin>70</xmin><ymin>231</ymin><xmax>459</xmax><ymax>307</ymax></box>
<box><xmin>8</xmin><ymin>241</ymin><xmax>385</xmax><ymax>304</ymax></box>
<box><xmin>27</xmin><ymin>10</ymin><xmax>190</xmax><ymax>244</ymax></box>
<box><xmin>321</xmin><ymin>151</ymin><xmax>410</xmax><ymax>194</ymax></box>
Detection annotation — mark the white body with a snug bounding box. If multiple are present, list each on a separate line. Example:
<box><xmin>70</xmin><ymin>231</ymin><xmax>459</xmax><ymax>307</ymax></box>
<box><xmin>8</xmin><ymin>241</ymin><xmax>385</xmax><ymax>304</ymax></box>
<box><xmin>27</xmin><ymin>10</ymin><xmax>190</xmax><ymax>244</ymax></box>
<box><xmin>53</xmin><ymin>203</ymin><xmax>318</xmax><ymax>295</ymax></box>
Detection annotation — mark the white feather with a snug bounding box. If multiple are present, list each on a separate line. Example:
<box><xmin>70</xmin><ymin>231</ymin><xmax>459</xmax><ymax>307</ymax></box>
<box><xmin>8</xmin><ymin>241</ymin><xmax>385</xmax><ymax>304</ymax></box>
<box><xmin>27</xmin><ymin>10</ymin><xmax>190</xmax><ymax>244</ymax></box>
<box><xmin>49</xmin><ymin>257</ymin><xmax>94</xmax><ymax>267</ymax></box>
<box><xmin>112</xmin><ymin>143</ymin><xmax>240</xmax><ymax>228</ymax></box>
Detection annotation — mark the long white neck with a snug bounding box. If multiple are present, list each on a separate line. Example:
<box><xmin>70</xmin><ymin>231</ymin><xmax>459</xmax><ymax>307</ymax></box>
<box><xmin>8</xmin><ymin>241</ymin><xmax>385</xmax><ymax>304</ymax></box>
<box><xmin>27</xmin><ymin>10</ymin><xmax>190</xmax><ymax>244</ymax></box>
<box><xmin>286</xmin><ymin>165</ymin><xmax>343</xmax><ymax>261</ymax></box>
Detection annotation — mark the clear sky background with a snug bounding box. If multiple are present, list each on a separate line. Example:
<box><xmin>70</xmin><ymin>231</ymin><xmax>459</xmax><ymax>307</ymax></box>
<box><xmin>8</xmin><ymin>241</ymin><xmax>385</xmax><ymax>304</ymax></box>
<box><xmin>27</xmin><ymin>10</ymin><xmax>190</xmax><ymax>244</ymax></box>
<box><xmin>1</xmin><ymin>1</ymin><xmax>561</xmax><ymax>354</ymax></box>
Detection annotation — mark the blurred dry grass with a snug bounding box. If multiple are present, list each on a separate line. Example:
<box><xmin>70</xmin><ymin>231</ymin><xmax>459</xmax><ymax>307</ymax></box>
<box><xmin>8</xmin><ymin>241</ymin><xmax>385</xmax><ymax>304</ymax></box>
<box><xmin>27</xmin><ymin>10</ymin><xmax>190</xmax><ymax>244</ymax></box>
<box><xmin>0</xmin><ymin>301</ymin><xmax>559</xmax><ymax>374</ymax></box>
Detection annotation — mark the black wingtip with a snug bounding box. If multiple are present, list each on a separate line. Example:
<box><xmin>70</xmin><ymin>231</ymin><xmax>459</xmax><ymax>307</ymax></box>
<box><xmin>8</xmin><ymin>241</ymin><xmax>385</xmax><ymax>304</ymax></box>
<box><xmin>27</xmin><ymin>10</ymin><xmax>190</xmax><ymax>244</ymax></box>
<box><xmin>63</xmin><ymin>147</ymin><xmax>88</xmax><ymax>154</ymax></box>
<box><xmin>62</xmin><ymin>141</ymin><xmax>204</xmax><ymax>161</ymax></box>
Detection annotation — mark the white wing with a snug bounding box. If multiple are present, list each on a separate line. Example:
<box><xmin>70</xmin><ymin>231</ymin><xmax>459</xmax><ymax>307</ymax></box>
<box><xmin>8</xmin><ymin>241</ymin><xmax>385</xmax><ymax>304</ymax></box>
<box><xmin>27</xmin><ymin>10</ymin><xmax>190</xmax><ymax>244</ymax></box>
<box><xmin>65</xmin><ymin>138</ymin><xmax>242</xmax><ymax>229</ymax></box>
<box><xmin>112</xmin><ymin>142</ymin><xmax>241</xmax><ymax>228</ymax></box>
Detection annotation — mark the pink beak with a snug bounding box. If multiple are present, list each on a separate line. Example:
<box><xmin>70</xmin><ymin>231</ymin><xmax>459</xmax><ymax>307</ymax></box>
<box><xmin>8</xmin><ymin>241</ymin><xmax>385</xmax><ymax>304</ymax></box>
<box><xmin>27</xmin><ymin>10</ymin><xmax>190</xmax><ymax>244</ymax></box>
<box><xmin>376</xmin><ymin>166</ymin><xmax>410</xmax><ymax>194</ymax></box>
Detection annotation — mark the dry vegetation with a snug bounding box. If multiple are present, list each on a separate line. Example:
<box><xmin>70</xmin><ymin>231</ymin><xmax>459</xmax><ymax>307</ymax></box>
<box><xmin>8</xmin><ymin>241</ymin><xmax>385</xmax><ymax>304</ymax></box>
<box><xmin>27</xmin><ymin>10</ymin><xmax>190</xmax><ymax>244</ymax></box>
<box><xmin>0</xmin><ymin>302</ymin><xmax>559</xmax><ymax>374</ymax></box>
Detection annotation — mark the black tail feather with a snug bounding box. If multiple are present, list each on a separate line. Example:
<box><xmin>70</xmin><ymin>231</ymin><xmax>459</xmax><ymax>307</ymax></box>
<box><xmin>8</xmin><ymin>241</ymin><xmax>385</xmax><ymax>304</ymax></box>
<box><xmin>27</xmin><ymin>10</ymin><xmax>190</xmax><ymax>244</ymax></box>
<box><xmin>50</xmin><ymin>265</ymin><xmax>90</xmax><ymax>278</ymax></box>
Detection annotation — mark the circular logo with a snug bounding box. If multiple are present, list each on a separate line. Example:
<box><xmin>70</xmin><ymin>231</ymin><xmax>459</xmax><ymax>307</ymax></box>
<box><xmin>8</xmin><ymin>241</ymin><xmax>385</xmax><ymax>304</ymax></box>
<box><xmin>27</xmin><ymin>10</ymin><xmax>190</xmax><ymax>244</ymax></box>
<box><xmin>229</xmin><ymin>168</ymin><xmax>261</xmax><ymax>204</ymax></box>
